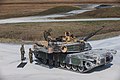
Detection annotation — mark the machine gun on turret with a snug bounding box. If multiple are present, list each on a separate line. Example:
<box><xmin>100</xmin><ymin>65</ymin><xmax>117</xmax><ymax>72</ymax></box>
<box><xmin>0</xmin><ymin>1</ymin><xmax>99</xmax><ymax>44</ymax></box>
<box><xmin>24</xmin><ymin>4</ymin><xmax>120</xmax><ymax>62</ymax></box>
<box><xmin>83</xmin><ymin>26</ymin><xmax>105</xmax><ymax>41</ymax></box>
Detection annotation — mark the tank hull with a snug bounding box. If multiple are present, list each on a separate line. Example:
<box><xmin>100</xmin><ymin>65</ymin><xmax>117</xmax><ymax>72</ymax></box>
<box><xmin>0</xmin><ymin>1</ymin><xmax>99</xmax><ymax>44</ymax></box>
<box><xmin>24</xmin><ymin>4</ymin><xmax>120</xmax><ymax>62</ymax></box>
<box><xmin>33</xmin><ymin>47</ymin><xmax>116</xmax><ymax>72</ymax></box>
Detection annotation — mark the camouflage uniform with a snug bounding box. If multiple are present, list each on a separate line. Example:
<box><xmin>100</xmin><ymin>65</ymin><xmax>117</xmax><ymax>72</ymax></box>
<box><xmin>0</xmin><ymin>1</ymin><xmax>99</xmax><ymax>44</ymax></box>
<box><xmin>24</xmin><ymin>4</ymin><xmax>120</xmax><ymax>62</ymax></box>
<box><xmin>44</xmin><ymin>28</ymin><xmax>52</xmax><ymax>41</ymax></box>
<box><xmin>80</xmin><ymin>40</ymin><xmax>85</xmax><ymax>51</ymax></box>
<box><xmin>29</xmin><ymin>48</ymin><xmax>33</xmax><ymax>63</ymax></box>
<box><xmin>65</xmin><ymin>32</ymin><xmax>71</xmax><ymax>42</ymax></box>
<box><xmin>20</xmin><ymin>44</ymin><xmax>25</xmax><ymax>61</ymax></box>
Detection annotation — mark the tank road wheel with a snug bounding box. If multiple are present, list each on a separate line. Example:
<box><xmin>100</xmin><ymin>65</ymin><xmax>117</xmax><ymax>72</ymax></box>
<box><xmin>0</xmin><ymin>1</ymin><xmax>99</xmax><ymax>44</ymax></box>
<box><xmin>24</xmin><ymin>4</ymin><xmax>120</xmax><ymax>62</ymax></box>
<box><xmin>42</xmin><ymin>59</ymin><xmax>48</xmax><ymax>64</ymax></box>
<box><xmin>72</xmin><ymin>65</ymin><xmax>77</xmax><ymax>71</ymax></box>
<box><xmin>60</xmin><ymin>63</ymin><xmax>66</xmax><ymax>68</ymax></box>
<box><xmin>78</xmin><ymin>66</ymin><xmax>84</xmax><ymax>73</ymax></box>
<box><xmin>85</xmin><ymin>61</ymin><xmax>93</xmax><ymax>69</ymax></box>
<box><xmin>66</xmin><ymin>64</ymin><xmax>72</xmax><ymax>70</ymax></box>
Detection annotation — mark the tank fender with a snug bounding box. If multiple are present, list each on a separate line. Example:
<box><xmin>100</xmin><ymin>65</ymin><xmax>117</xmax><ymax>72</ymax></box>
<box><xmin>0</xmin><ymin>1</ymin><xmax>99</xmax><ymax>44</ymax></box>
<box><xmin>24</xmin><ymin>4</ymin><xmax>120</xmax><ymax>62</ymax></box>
<box><xmin>107</xmin><ymin>49</ymin><xmax>117</xmax><ymax>54</ymax></box>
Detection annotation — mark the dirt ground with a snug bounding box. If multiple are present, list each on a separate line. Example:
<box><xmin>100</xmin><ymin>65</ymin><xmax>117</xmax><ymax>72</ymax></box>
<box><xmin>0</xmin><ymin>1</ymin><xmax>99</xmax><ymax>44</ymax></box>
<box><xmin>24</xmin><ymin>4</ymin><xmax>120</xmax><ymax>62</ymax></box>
<box><xmin>0</xmin><ymin>3</ymin><xmax>76</xmax><ymax>19</ymax></box>
<box><xmin>0</xmin><ymin>0</ymin><xmax>119</xmax><ymax>3</ymax></box>
<box><xmin>0</xmin><ymin>0</ymin><xmax>119</xmax><ymax>19</ymax></box>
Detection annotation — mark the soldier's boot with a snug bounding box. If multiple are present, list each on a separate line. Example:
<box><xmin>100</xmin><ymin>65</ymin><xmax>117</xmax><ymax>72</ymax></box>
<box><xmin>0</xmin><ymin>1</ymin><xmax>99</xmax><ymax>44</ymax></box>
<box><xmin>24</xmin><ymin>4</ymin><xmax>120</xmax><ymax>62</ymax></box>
<box><xmin>54</xmin><ymin>61</ymin><xmax>59</xmax><ymax>68</ymax></box>
<box><xmin>48</xmin><ymin>60</ymin><xmax>53</xmax><ymax>69</ymax></box>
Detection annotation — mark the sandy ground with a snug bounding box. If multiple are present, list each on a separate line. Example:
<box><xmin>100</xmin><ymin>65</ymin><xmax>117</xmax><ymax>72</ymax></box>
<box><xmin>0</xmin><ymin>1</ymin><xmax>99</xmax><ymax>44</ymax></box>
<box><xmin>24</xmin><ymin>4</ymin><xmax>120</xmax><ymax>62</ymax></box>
<box><xmin>0</xmin><ymin>36</ymin><xmax>120</xmax><ymax>80</ymax></box>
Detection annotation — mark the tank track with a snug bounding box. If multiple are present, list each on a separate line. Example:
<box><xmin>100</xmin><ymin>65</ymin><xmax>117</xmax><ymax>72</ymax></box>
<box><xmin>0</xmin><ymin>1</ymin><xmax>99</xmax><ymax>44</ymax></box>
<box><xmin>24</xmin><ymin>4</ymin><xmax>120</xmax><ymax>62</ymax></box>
<box><xmin>35</xmin><ymin>58</ymin><xmax>93</xmax><ymax>73</ymax></box>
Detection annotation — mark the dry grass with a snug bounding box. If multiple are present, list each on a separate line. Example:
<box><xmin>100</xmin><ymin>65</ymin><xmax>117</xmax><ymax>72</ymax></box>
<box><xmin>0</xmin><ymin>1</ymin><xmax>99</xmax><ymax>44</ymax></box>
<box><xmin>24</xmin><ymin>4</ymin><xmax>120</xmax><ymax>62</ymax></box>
<box><xmin>1</xmin><ymin>0</ymin><xmax>119</xmax><ymax>3</ymax></box>
<box><xmin>0</xmin><ymin>1</ymin><xmax>119</xmax><ymax>19</ymax></box>
<box><xmin>0</xmin><ymin>38</ymin><xmax>21</xmax><ymax>43</ymax></box>
<box><xmin>0</xmin><ymin>4</ymin><xmax>75</xmax><ymax>19</ymax></box>
<box><xmin>59</xmin><ymin>7</ymin><xmax>120</xmax><ymax>19</ymax></box>
<box><xmin>37</xmin><ymin>6</ymin><xmax>80</xmax><ymax>15</ymax></box>
<box><xmin>0</xmin><ymin>21</ymin><xmax>120</xmax><ymax>43</ymax></box>
<box><xmin>90</xmin><ymin>31</ymin><xmax>120</xmax><ymax>40</ymax></box>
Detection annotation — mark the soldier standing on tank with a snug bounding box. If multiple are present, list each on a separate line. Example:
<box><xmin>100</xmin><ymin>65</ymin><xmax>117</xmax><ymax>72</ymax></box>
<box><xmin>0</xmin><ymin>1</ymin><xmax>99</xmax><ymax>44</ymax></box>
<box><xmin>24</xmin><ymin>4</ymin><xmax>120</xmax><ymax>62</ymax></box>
<box><xmin>70</xmin><ymin>34</ymin><xmax>77</xmax><ymax>42</ymax></box>
<box><xmin>20</xmin><ymin>44</ymin><xmax>25</xmax><ymax>62</ymax></box>
<box><xmin>65</xmin><ymin>32</ymin><xmax>71</xmax><ymax>42</ymax></box>
<box><xmin>29</xmin><ymin>48</ymin><xmax>33</xmax><ymax>63</ymax></box>
<box><xmin>47</xmin><ymin>28</ymin><xmax>53</xmax><ymax>42</ymax></box>
<box><xmin>43</xmin><ymin>29</ymin><xmax>53</xmax><ymax>42</ymax></box>
<box><xmin>80</xmin><ymin>40</ymin><xmax>85</xmax><ymax>51</ymax></box>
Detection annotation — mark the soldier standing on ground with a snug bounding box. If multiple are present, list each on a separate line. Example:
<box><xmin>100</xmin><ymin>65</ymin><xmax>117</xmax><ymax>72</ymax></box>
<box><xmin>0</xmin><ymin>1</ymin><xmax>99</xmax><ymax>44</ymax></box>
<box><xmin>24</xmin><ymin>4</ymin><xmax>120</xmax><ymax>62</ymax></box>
<box><xmin>20</xmin><ymin>44</ymin><xmax>25</xmax><ymax>62</ymax></box>
<box><xmin>29</xmin><ymin>48</ymin><xmax>33</xmax><ymax>63</ymax></box>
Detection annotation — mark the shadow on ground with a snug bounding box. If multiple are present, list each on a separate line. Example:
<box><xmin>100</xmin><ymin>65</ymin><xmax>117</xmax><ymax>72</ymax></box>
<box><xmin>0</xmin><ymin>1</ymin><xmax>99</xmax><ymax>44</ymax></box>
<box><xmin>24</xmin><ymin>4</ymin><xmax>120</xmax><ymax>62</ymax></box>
<box><xmin>86</xmin><ymin>63</ymin><xmax>113</xmax><ymax>73</ymax></box>
<box><xmin>34</xmin><ymin>59</ymin><xmax>54</xmax><ymax>69</ymax></box>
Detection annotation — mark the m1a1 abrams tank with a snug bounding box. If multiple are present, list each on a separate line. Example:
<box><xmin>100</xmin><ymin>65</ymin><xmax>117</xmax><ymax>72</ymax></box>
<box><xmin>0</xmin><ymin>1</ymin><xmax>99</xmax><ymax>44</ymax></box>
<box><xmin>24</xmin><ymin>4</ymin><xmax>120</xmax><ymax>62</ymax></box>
<box><xmin>31</xmin><ymin>26</ymin><xmax>117</xmax><ymax>73</ymax></box>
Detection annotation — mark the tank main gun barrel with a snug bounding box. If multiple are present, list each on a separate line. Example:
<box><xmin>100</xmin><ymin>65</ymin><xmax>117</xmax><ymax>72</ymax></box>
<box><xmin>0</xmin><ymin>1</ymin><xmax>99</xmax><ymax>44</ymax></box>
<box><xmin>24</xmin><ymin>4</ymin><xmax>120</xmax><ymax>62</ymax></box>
<box><xmin>83</xmin><ymin>26</ymin><xmax>105</xmax><ymax>41</ymax></box>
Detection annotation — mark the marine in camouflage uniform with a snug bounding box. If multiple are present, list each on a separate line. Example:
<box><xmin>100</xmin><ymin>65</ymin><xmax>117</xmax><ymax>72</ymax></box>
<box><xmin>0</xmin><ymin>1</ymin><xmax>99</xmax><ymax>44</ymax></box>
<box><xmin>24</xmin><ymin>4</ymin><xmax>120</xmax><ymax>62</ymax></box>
<box><xmin>65</xmin><ymin>32</ymin><xmax>71</xmax><ymax>42</ymax></box>
<box><xmin>44</xmin><ymin>28</ymin><xmax>52</xmax><ymax>42</ymax></box>
<box><xmin>29</xmin><ymin>48</ymin><xmax>33</xmax><ymax>63</ymax></box>
<box><xmin>79</xmin><ymin>40</ymin><xmax>85</xmax><ymax>51</ymax></box>
<box><xmin>20</xmin><ymin>44</ymin><xmax>25</xmax><ymax>62</ymax></box>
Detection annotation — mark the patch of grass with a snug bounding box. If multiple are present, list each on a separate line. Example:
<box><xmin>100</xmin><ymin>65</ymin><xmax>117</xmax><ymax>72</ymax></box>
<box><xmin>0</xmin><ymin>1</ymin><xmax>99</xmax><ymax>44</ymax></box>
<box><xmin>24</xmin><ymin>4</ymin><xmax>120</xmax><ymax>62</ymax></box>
<box><xmin>37</xmin><ymin>6</ymin><xmax>80</xmax><ymax>15</ymax></box>
<box><xmin>0</xmin><ymin>4</ymin><xmax>79</xmax><ymax>19</ymax></box>
<box><xmin>90</xmin><ymin>31</ymin><xmax>120</xmax><ymax>40</ymax></box>
<box><xmin>1</xmin><ymin>0</ymin><xmax>119</xmax><ymax>3</ymax></box>
<box><xmin>0</xmin><ymin>38</ymin><xmax>21</xmax><ymax>43</ymax></box>
<box><xmin>61</xmin><ymin>7</ymin><xmax>120</xmax><ymax>19</ymax></box>
<box><xmin>0</xmin><ymin>21</ymin><xmax>120</xmax><ymax>43</ymax></box>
